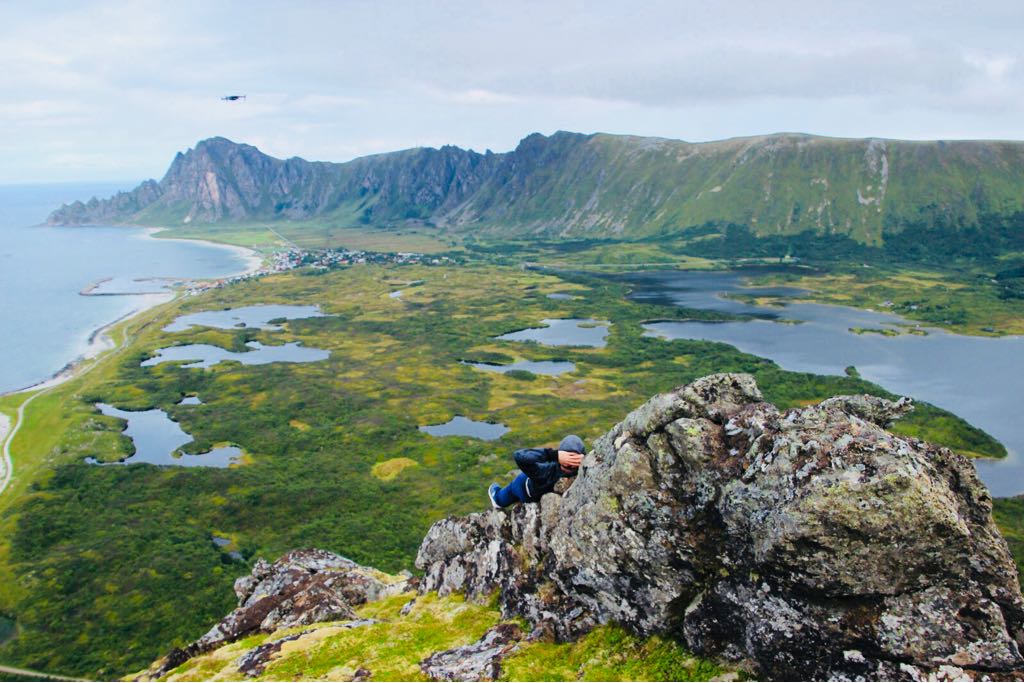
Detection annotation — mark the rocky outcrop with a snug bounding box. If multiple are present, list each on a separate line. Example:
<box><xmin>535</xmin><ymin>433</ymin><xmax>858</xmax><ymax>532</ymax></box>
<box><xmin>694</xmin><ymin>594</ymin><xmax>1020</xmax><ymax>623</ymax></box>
<box><xmin>143</xmin><ymin>549</ymin><xmax>412</xmax><ymax>679</ymax></box>
<box><xmin>416</xmin><ymin>373</ymin><xmax>1024</xmax><ymax>680</ymax></box>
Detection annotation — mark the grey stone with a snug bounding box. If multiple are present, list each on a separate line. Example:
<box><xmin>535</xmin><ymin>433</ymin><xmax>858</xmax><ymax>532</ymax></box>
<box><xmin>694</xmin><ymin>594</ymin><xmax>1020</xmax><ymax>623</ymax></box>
<box><xmin>415</xmin><ymin>373</ymin><xmax>1024</xmax><ymax>680</ymax></box>
<box><xmin>143</xmin><ymin>549</ymin><xmax>410</xmax><ymax>680</ymax></box>
<box><xmin>420</xmin><ymin>623</ymin><xmax>525</xmax><ymax>681</ymax></box>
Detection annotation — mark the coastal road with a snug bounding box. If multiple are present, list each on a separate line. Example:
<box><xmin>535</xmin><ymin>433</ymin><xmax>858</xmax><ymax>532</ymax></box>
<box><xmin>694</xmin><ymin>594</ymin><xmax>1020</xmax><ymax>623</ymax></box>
<box><xmin>0</xmin><ymin>390</ymin><xmax>44</xmax><ymax>497</ymax></box>
<box><xmin>0</xmin><ymin>312</ymin><xmax>146</xmax><ymax>683</ymax></box>
<box><xmin>0</xmin><ymin>662</ymin><xmax>86</xmax><ymax>681</ymax></box>
<box><xmin>0</xmin><ymin>413</ymin><xmax>9</xmax><ymax>495</ymax></box>
<box><xmin>267</xmin><ymin>225</ymin><xmax>298</xmax><ymax>249</ymax></box>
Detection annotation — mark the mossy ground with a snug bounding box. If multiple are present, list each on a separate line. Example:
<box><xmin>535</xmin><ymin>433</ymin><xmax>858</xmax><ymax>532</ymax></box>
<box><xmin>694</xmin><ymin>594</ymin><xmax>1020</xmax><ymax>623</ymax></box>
<box><xmin>747</xmin><ymin>265</ymin><xmax>1024</xmax><ymax>336</ymax></box>
<box><xmin>371</xmin><ymin>457</ymin><xmax>419</xmax><ymax>481</ymax></box>
<box><xmin>993</xmin><ymin>497</ymin><xmax>1024</xmax><ymax>586</ymax></box>
<box><xmin>159</xmin><ymin>591</ymin><xmax>729</xmax><ymax>682</ymax></box>
<box><xmin>0</xmin><ymin>263</ymin><xmax>1009</xmax><ymax>678</ymax></box>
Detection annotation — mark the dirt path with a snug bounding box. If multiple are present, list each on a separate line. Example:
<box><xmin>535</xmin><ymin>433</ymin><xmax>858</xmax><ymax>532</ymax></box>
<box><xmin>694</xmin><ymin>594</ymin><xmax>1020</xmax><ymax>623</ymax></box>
<box><xmin>0</xmin><ymin>390</ymin><xmax>46</xmax><ymax>497</ymax></box>
<box><xmin>0</xmin><ymin>662</ymin><xmax>86</xmax><ymax>681</ymax></box>
<box><xmin>0</xmin><ymin>413</ymin><xmax>9</xmax><ymax>496</ymax></box>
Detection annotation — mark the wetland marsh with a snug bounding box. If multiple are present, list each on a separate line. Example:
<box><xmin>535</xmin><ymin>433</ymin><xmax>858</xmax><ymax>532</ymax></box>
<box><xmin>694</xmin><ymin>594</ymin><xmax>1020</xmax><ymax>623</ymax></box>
<box><xmin>0</xmin><ymin>263</ymin><xmax>1012</xmax><ymax>678</ymax></box>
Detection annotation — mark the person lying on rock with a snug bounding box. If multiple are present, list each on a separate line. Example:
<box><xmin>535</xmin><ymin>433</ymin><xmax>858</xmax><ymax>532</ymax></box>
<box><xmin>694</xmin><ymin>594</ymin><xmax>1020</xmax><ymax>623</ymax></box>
<box><xmin>488</xmin><ymin>435</ymin><xmax>584</xmax><ymax>508</ymax></box>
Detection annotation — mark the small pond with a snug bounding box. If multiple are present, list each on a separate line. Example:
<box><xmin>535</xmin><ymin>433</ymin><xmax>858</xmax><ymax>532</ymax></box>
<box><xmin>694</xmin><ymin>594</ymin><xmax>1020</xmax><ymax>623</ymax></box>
<box><xmin>463</xmin><ymin>360</ymin><xmax>576</xmax><ymax>376</ymax></box>
<box><xmin>389</xmin><ymin>290</ymin><xmax>403</xmax><ymax>299</ymax></box>
<box><xmin>213</xmin><ymin>535</ymin><xmax>244</xmax><ymax>561</ymax></box>
<box><xmin>547</xmin><ymin>293</ymin><xmax>577</xmax><ymax>300</ymax></box>
<box><xmin>419</xmin><ymin>416</ymin><xmax>510</xmax><ymax>440</ymax></box>
<box><xmin>496</xmin><ymin>318</ymin><xmax>609</xmax><ymax>347</ymax></box>
<box><xmin>85</xmin><ymin>403</ymin><xmax>242</xmax><ymax>467</ymax></box>
<box><xmin>178</xmin><ymin>396</ymin><xmax>202</xmax><ymax>405</ymax></box>
<box><xmin>142</xmin><ymin>341</ymin><xmax>329</xmax><ymax>369</ymax></box>
<box><xmin>164</xmin><ymin>304</ymin><xmax>327</xmax><ymax>332</ymax></box>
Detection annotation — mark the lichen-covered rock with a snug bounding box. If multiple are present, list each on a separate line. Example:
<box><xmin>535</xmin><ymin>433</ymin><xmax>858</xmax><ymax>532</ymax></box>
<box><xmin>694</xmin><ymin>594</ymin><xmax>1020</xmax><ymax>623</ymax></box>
<box><xmin>236</xmin><ymin>630</ymin><xmax>312</xmax><ymax>677</ymax></box>
<box><xmin>143</xmin><ymin>549</ymin><xmax>411</xmax><ymax>680</ymax></box>
<box><xmin>419</xmin><ymin>623</ymin><xmax>525</xmax><ymax>681</ymax></box>
<box><xmin>416</xmin><ymin>373</ymin><xmax>1024</xmax><ymax>680</ymax></box>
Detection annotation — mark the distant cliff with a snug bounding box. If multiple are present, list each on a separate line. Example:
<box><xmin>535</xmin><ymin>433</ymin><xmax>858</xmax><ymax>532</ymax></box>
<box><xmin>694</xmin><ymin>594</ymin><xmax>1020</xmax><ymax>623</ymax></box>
<box><xmin>143</xmin><ymin>375</ymin><xmax>1024</xmax><ymax>681</ymax></box>
<box><xmin>49</xmin><ymin>132</ymin><xmax>1024</xmax><ymax>246</ymax></box>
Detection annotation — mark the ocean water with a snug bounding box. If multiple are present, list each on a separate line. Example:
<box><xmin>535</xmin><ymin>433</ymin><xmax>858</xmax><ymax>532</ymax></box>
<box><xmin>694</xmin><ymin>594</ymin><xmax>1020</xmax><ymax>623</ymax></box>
<box><xmin>0</xmin><ymin>182</ymin><xmax>253</xmax><ymax>394</ymax></box>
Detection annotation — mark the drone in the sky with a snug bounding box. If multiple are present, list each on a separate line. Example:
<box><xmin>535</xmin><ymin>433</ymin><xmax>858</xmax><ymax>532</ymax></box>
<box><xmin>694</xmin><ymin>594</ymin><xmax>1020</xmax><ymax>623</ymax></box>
<box><xmin>221</xmin><ymin>95</ymin><xmax>246</xmax><ymax>101</ymax></box>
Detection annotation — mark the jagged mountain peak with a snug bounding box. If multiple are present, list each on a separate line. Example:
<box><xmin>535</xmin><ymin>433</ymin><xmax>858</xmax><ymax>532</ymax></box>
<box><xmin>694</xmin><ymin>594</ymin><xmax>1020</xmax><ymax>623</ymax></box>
<box><xmin>47</xmin><ymin>130</ymin><xmax>1024</xmax><ymax>245</ymax></box>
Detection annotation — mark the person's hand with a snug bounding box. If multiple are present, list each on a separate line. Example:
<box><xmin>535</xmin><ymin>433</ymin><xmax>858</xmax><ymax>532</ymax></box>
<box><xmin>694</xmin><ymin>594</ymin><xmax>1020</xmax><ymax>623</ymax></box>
<box><xmin>558</xmin><ymin>450</ymin><xmax>583</xmax><ymax>472</ymax></box>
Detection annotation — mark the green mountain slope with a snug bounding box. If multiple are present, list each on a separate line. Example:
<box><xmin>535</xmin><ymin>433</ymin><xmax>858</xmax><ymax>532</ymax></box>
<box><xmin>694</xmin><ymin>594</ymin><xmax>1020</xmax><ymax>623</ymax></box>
<box><xmin>48</xmin><ymin>131</ymin><xmax>1024</xmax><ymax>247</ymax></box>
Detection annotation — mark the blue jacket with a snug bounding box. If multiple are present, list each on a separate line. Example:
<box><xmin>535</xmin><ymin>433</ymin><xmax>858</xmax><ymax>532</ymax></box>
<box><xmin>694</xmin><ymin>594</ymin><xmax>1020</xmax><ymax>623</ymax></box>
<box><xmin>513</xmin><ymin>447</ymin><xmax>577</xmax><ymax>501</ymax></box>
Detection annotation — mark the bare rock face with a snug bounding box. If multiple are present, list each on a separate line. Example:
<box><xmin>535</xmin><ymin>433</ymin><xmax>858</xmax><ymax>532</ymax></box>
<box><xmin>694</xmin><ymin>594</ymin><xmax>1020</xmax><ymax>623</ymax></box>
<box><xmin>416</xmin><ymin>373</ymin><xmax>1024</xmax><ymax>680</ymax></box>
<box><xmin>144</xmin><ymin>549</ymin><xmax>412</xmax><ymax>679</ymax></box>
<box><xmin>419</xmin><ymin>623</ymin><xmax>525</xmax><ymax>681</ymax></box>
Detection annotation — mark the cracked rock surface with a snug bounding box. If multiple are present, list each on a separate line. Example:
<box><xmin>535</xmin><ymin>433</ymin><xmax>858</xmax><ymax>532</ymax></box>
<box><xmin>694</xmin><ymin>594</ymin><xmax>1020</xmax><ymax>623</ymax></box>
<box><xmin>416</xmin><ymin>373</ymin><xmax>1024</xmax><ymax>680</ymax></box>
<box><xmin>144</xmin><ymin>549</ymin><xmax>411</xmax><ymax>679</ymax></box>
<box><xmin>420</xmin><ymin>623</ymin><xmax>525</xmax><ymax>681</ymax></box>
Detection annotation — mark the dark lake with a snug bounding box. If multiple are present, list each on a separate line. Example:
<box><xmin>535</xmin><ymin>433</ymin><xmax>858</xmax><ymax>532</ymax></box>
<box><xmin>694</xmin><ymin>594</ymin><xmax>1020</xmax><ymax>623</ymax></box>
<box><xmin>142</xmin><ymin>341</ymin><xmax>329</xmax><ymax>369</ymax></box>
<box><xmin>164</xmin><ymin>304</ymin><xmax>328</xmax><ymax>332</ymax></box>
<box><xmin>419</xmin><ymin>416</ymin><xmax>510</xmax><ymax>440</ymax></box>
<box><xmin>86</xmin><ymin>403</ymin><xmax>242</xmax><ymax>467</ymax></box>
<box><xmin>614</xmin><ymin>269</ymin><xmax>1024</xmax><ymax>497</ymax></box>
<box><xmin>496</xmin><ymin>318</ymin><xmax>609</xmax><ymax>347</ymax></box>
<box><xmin>463</xmin><ymin>360</ymin><xmax>576</xmax><ymax>376</ymax></box>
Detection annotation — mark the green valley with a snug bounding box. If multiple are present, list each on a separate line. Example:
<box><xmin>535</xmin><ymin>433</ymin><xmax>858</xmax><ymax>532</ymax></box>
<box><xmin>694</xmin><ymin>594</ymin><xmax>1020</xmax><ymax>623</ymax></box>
<box><xmin>0</xmin><ymin>262</ymin><xmax>1010</xmax><ymax>679</ymax></box>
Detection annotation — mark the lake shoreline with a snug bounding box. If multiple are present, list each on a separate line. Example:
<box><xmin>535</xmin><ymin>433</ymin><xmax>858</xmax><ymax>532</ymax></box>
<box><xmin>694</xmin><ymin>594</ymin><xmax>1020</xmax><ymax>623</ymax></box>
<box><xmin>620</xmin><ymin>268</ymin><xmax>1022</xmax><ymax>495</ymax></box>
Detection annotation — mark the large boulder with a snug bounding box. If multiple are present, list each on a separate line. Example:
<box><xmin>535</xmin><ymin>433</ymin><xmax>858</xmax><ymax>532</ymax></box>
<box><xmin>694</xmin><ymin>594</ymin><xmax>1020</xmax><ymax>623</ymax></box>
<box><xmin>144</xmin><ymin>549</ymin><xmax>412</xmax><ymax>679</ymax></box>
<box><xmin>416</xmin><ymin>373</ymin><xmax>1024</xmax><ymax>680</ymax></box>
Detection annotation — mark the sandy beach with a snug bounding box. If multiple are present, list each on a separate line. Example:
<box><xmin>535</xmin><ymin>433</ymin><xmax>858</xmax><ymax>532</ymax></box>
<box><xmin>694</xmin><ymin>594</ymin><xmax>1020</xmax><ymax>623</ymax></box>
<box><xmin>143</xmin><ymin>226</ymin><xmax>264</xmax><ymax>277</ymax></box>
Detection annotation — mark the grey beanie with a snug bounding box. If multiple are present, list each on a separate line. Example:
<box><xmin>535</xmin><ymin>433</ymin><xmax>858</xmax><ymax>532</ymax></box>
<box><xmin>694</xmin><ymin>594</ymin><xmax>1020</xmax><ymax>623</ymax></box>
<box><xmin>559</xmin><ymin>434</ymin><xmax>585</xmax><ymax>454</ymax></box>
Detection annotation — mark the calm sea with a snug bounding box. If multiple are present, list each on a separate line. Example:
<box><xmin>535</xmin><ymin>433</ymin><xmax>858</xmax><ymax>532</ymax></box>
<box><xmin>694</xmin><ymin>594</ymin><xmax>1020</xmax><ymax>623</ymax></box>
<box><xmin>0</xmin><ymin>183</ymin><xmax>251</xmax><ymax>394</ymax></box>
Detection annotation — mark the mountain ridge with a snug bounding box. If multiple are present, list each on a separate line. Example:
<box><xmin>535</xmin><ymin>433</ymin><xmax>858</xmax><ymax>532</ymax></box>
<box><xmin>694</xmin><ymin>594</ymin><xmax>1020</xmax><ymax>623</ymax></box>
<box><xmin>48</xmin><ymin>130</ymin><xmax>1024</xmax><ymax>246</ymax></box>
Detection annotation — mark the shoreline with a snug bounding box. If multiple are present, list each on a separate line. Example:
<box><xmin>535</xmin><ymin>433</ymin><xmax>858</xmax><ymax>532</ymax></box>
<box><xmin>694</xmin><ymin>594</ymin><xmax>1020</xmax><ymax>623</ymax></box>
<box><xmin>1</xmin><ymin>291</ymin><xmax>175</xmax><ymax>398</ymax></box>
<box><xmin>2</xmin><ymin>227</ymin><xmax>264</xmax><ymax>400</ymax></box>
<box><xmin>142</xmin><ymin>226</ymin><xmax>264</xmax><ymax>277</ymax></box>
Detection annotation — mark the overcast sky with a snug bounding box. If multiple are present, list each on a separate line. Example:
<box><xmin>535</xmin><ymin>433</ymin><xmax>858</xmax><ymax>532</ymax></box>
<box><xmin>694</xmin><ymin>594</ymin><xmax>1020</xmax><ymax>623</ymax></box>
<box><xmin>3</xmin><ymin>0</ymin><xmax>1023</xmax><ymax>183</ymax></box>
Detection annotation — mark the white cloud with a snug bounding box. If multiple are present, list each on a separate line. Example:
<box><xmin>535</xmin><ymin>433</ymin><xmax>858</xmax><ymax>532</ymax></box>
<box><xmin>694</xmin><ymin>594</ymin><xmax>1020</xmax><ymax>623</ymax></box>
<box><xmin>1</xmin><ymin>0</ymin><xmax>1023</xmax><ymax>182</ymax></box>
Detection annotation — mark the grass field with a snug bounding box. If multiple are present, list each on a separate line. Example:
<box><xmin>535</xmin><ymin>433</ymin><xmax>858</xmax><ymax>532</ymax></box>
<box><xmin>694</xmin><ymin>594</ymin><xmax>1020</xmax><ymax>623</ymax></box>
<box><xmin>157</xmin><ymin>222</ymin><xmax>457</xmax><ymax>254</ymax></box>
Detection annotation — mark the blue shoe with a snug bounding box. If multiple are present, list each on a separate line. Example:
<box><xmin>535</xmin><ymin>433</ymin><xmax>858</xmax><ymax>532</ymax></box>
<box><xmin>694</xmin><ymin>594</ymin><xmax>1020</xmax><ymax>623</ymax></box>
<box><xmin>488</xmin><ymin>483</ymin><xmax>501</xmax><ymax>509</ymax></box>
